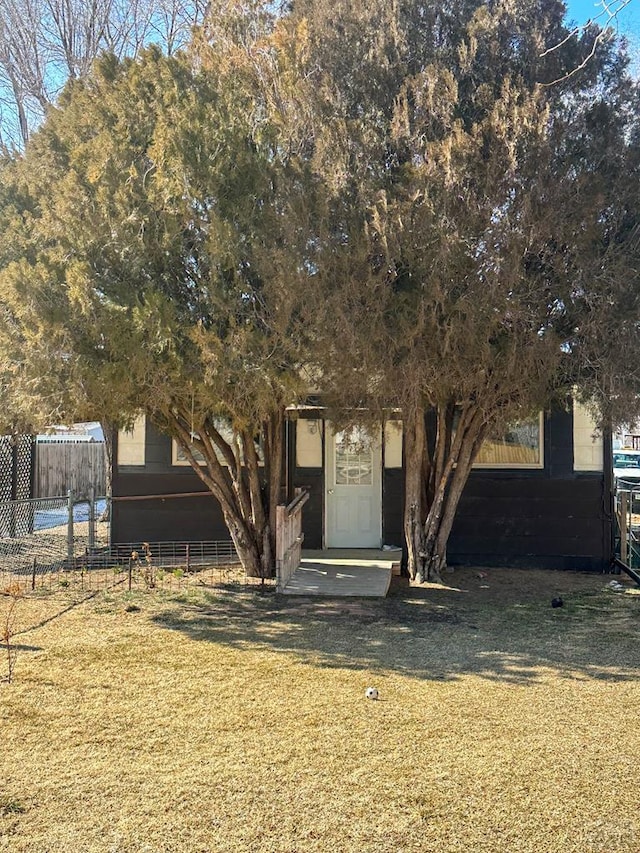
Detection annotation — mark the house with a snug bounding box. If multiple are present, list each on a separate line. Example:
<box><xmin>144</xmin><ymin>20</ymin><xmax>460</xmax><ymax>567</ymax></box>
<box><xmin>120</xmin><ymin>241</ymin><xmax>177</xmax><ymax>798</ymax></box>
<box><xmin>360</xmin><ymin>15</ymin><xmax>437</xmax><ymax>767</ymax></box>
<box><xmin>112</xmin><ymin>399</ymin><xmax>613</xmax><ymax>572</ymax></box>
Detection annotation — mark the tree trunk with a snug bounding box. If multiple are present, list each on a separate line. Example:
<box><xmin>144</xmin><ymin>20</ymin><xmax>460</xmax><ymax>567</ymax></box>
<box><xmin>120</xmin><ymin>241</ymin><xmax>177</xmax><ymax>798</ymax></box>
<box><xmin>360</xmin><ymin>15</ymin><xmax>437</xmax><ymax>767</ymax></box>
<box><xmin>403</xmin><ymin>405</ymin><xmax>428</xmax><ymax>582</ymax></box>
<box><xmin>222</xmin><ymin>507</ymin><xmax>270</xmax><ymax>579</ymax></box>
<box><xmin>264</xmin><ymin>409</ymin><xmax>284</xmax><ymax>577</ymax></box>
<box><xmin>167</xmin><ymin>409</ymin><xmax>285</xmax><ymax>580</ymax></box>
<box><xmin>404</xmin><ymin>403</ymin><xmax>486</xmax><ymax>584</ymax></box>
<box><xmin>99</xmin><ymin>420</ymin><xmax>113</xmax><ymax>522</ymax></box>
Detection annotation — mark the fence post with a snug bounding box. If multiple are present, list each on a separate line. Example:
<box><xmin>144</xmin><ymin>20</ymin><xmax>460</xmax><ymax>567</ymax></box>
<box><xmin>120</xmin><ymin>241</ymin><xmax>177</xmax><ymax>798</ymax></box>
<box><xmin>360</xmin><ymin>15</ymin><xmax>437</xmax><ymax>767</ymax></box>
<box><xmin>67</xmin><ymin>489</ymin><xmax>74</xmax><ymax>567</ymax></box>
<box><xmin>275</xmin><ymin>504</ymin><xmax>285</xmax><ymax>591</ymax></box>
<box><xmin>88</xmin><ymin>486</ymin><xmax>95</xmax><ymax>553</ymax></box>
<box><xmin>9</xmin><ymin>437</ymin><xmax>18</xmax><ymax>538</ymax></box>
<box><xmin>620</xmin><ymin>491</ymin><xmax>629</xmax><ymax>565</ymax></box>
<box><xmin>31</xmin><ymin>557</ymin><xmax>37</xmax><ymax>590</ymax></box>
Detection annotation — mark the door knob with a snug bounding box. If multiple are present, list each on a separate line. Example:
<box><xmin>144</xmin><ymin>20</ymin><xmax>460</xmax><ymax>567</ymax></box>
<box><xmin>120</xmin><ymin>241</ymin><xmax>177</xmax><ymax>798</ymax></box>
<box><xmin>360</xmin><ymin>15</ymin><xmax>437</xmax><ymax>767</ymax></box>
<box><xmin>328</xmin><ymin>489</ymin><xmax>334</xmax><ymax>494</ymax></box>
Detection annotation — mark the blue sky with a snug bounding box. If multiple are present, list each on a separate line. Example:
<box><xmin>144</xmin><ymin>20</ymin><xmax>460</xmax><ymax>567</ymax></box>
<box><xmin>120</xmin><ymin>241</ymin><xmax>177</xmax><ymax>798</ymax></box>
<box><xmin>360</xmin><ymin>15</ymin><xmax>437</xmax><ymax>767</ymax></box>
<box><xmin>565</xmin><ymin>0</ymin><xmax>640</xmax><ymax>71</ymax></box>
<box><xmin>565</xmin><ymin>0</ymin><xmax>639</xmax><ymax>34</ymax></box>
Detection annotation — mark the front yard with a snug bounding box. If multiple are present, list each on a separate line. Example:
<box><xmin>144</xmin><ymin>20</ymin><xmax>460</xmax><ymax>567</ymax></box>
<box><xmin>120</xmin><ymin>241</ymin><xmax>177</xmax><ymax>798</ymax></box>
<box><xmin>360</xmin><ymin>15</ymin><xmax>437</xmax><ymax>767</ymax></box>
<box><xmin>1</xmin><ymin>567</ymin><xmax>639</xmax><ymax>852</ymax></box>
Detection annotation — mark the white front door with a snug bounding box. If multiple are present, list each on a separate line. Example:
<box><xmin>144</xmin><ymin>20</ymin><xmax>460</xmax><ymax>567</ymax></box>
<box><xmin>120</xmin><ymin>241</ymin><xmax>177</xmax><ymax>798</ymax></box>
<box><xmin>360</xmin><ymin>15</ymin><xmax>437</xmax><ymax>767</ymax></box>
<box><xmin>325</xmin><ymin>423</ymin><xmax>382</xmax><ymax>548</ymax></box>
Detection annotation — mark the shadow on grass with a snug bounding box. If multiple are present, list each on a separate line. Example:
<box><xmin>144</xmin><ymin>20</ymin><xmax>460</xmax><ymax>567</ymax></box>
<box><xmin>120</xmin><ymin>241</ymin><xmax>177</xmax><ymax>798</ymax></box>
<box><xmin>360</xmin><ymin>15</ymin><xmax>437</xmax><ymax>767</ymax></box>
<box><xmin>16</xmin><ymin>589</ymin><xmax>102</xmax><ymax>637</ymax></box>
<box><xmin>0</xmin><ymin>642</ymin><xmax>42</xmax><ymax>652</ymax></box>
<box><xmin>150</xmin><ymin>570</ymin><xmax>640</xmax><ymax>685</ymax></box>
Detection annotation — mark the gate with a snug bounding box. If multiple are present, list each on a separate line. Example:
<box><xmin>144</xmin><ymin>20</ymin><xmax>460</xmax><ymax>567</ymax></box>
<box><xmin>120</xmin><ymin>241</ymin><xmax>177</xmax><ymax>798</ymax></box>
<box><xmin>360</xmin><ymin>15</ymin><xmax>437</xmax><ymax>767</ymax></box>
<box><xmin>615</xmin><ymin>488</ymin><xmax>640</xmax><ymax>584</ymax></box>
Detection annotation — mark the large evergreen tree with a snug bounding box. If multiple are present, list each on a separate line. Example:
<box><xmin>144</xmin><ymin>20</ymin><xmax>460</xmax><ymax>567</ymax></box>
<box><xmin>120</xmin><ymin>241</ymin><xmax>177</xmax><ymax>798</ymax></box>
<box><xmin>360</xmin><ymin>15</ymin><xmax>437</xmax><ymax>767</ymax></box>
<box><xmin>0</xmin><ymin>36</ymin><xmax>311</xmax><ymax>577</ymax></box>
<box><xmin>286</xmin><ymin>0</ymin><xmax>640</xmax><ymax>580</ymax></box>
<box><xmin>1</xmin><ymin>0</ymin><xmax>638</xmax><ymax>581</ymax></box>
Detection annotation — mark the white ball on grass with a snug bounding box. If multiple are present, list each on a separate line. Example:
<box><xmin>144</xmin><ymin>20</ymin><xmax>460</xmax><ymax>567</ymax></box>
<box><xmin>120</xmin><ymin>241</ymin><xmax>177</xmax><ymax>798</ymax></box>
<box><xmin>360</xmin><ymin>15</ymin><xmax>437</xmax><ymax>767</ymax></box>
<box><xmin>365</xmin><ymin>686</ymin><xmax>379</xmax><ymax>700</ymax></box>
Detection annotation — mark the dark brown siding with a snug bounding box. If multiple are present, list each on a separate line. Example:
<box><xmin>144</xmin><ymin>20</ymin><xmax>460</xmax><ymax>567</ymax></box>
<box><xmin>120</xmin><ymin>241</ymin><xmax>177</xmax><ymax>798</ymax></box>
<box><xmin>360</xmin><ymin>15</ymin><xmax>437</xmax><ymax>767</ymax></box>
<box><xmin>113</xmin><ymin>411</ymin><xmax>613</xmax><ymax>571</ymax></box>
<box><xmin>445</xmin><ymin>408</ymin><xmax>610</xmax><ymax>571</ymax></box>
<box><xmin>383</xmin><ymin>469</ymin><xmax>404</xmax><ymax>548</ymax></box>
<box><xmin>292</xmin><ymin>469</ymin><xmax>324</xmax><ymax>549</ymax></box>
<box><xmin>449</xmin><ymin>473</ymin><xmax>608</xmax><ymax>571</ymax></box>
<box><xmin>113</xmin><ymin>424</ymin><xmax>228</xmax><ymax>543</ymax></box>
<box><xmin>112</xmin><ymin>486</ymin><xmax>229</xmax><ymax>544</ymax></box>
<box><xmin>290</xmin><ymin>413</ymin><xmax>324</xmax><ymax>549</ymax></box>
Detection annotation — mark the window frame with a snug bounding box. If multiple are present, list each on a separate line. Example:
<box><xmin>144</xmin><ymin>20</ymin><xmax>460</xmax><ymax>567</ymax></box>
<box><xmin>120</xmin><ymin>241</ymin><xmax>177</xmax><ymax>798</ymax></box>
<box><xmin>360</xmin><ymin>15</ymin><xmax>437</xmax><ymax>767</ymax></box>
<box><xmin>171</xmin><ymin>422</ymin><xmax>264</xmax><ymax>468</ymax></box>
<box><xmin>472</xmin><ymin>411</ymin><xmax>544</xmax><ymax>470</ymax></box>
<box><xmin>172</xmin><ymin>438</ymin><xmax>206</xmax><ymax>466</ymax></box>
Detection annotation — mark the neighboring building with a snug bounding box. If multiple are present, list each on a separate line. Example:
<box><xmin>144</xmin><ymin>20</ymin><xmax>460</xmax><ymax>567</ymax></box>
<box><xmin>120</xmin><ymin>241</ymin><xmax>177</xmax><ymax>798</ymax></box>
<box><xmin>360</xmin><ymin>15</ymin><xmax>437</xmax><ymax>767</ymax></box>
<box><xmin>112</xmin><ymin>400</ymin><xmax>612</xmax><ymax>572</ymax></box>
<box><xmin>37</xmin><ymin>422</ymin><xmax>104</xmax><ymax>442</ymax></box>
<box><xmin>613</xmin><ymin>424</ymin><xmax>640</xmax><ymax>451</ymax></box>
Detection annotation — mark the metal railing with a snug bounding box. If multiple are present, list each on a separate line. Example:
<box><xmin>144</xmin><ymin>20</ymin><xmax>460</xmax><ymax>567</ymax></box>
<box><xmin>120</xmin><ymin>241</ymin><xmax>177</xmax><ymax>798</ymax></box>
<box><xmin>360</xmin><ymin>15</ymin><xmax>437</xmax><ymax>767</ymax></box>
<box><xmin>87</xmin><ymin>539</ymin><xmax>240</xmax><ymax>570</ymax></box>
<box><xmin>616</xmin><ymin>486</ymin><xmax>640</xmax><ymax>567</ymax></box>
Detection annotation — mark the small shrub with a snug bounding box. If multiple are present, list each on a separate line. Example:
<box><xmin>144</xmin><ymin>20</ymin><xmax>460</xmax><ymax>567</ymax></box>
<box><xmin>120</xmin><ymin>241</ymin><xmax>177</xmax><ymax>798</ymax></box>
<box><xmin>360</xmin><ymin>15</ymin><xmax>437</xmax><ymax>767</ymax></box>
<box><xmin>132</xmin><ymin>543</ymin><xmax>156</xmax><ymax>589</ymax></box>
<box><xmin>0</xmin><ymin>797</ymin><xmax>25</xmax><ymax>816</ymax></box>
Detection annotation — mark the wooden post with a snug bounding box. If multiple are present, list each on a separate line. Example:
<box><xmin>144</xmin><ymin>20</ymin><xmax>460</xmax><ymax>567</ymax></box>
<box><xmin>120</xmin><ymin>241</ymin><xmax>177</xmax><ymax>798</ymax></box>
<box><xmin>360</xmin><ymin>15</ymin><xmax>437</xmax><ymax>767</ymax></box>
<box><xmin>128</xmin><ymin>557</ymin><xmax>133</xmax><ymax>592</ymax></box>
<box><xmin>274</xmin><ymin>490</ymin><xmax>308</xmax><ymax>592</ymax></box>
<box><xmin>276</xmin><ymin>504</ymin><xmax>286</xmax><ymax>588</ymax></box>
<box><xmin>620</xmin><ymin>491</ymin><xmax>629</xmax><ymax>564</ymax></box>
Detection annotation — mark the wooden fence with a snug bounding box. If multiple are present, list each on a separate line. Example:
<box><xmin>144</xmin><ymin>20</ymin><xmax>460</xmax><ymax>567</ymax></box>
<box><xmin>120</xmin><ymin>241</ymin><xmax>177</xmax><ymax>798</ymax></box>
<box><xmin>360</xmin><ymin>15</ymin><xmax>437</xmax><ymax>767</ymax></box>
<box><xmin>275</xmin><ymin>489</ymin><xmax>309</xmax><ymax>592</ymax></box>
<box><xmin>35</xmin><ymin>442</ymin><xmax>105</xmax><ymax>498</ymax></box>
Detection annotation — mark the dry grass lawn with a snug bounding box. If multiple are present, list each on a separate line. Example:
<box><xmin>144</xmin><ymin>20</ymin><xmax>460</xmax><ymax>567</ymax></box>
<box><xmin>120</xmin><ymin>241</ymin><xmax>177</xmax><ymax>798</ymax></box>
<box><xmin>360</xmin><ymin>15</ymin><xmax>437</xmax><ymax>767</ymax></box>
<box><xmin>1</xmin><ymin>567</ymin><xmax>639</xmax><ymax>853</ymax></box>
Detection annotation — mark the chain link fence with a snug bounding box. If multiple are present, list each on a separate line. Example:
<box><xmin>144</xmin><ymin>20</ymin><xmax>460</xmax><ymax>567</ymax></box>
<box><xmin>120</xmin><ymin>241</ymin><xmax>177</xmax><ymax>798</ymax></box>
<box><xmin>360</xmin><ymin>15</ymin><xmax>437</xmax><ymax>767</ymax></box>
<box><xmin>0</xmin><ymin>492</ymin><xmax>109</xmax><ymax>591</ymax></box>
<box><xmin>0</xmin><ymin>493</ymin><xmax>257</xmax><ymax>594</ymax></box>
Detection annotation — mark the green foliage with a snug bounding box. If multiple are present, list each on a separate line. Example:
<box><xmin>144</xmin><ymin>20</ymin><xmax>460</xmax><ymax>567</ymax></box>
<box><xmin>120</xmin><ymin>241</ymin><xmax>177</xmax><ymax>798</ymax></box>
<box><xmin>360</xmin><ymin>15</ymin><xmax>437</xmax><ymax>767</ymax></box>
<box><xmin>0</xmin><ymin>0</ymin><xmax>638</xmax><ymax>578</ymax></box>
<box><xmin>0</xmin><ymin>38</ymin><xmax>310</xmax><ymax>575</ymax></box>
<box><xmin>1</xmin><ymin>43</ymin><xmax>304</xmax><ymax>429</ymax></box>
<box><xmin>0</xmin><ymin>796</ymin><xmax>25</xmax><ymax>816</ymax></box>
<box><xmin>292</xmin><ymin>0</ymin><xmax>640</xmax><ymax>426</ymax></box>
<box><xmin>278</xmin><ymin>0</ymin><xmax>640</xmax><ymax>577</ymax></box>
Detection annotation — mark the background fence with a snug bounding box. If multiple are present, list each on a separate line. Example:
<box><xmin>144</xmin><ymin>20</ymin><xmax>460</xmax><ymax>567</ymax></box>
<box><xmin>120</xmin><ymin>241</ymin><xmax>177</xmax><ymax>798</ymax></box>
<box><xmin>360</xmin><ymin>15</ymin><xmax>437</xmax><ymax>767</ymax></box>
<box><xmin>34</xmin><ymin>441</ymin><xmax>105</xmax><ymax>498</ymax></box>
<box><xmin>0</xmin><ymin>493</ymin><xmax>109</xmax><ymax>589</ymax></box>
<box><xmin>0</xmin><ymin>436</ymin><xmax>34</xmax><ymax>514</ymax></box>
<box><xmin>616</xmin><ymin>487</ymin><xmax>640</xmax><ymax>572</ymax></box>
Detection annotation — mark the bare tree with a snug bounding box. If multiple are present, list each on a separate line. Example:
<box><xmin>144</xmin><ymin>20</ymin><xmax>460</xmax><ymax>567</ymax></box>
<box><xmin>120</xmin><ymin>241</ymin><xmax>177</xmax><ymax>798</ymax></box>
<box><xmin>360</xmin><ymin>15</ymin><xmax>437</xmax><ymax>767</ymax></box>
<box><xmin>541</xmin><ymin>0</ymin><xmax>637</xmax><ymax>83</ymax></box>
<box><xmin>0</xmin><ymin>0</ymin><xmax>207</xmax><ymax>149</ymax></box>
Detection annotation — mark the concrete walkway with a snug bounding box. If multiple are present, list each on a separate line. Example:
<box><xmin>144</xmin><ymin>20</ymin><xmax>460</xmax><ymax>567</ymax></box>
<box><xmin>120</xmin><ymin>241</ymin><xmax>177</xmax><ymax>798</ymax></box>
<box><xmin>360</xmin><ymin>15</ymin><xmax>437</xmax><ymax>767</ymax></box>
<box><xmin>281</xmin><ymin>549</ymin><xmax>401</xmax><ymax>597</ymax></box>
